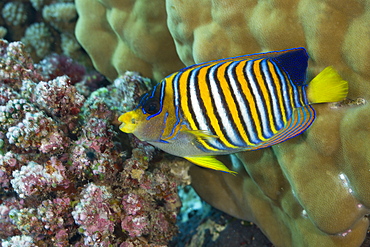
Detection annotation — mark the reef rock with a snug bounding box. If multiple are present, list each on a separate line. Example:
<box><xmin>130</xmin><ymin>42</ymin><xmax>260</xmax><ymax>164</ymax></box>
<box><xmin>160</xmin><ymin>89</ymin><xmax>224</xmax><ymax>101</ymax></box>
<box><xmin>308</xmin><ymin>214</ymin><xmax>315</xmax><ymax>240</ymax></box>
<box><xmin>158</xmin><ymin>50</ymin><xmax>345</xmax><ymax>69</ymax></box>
<box><xmin>75</xmin><ymin>0</ymin><xmax>370</xmax><ymax>246</ymax></box>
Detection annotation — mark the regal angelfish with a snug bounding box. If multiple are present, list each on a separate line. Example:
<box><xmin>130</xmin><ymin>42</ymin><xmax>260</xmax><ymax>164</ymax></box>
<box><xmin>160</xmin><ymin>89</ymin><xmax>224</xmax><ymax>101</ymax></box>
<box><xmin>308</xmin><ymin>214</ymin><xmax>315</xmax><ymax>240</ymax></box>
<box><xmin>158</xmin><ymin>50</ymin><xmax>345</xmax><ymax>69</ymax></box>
<box><xmin>118</xmin><ymin>48</ymin><xmax>348</xmax><ymax>174</ymax></box>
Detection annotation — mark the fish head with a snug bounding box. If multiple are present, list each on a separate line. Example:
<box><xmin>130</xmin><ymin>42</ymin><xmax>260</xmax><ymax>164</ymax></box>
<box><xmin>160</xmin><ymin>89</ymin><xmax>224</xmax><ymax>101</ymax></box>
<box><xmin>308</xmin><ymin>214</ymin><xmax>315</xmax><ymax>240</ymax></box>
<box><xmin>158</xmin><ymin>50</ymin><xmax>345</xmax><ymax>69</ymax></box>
<box><xmin>118</xmin><ymin>83</ymin><xmax>167</xmax><ymax>142</ymax></box>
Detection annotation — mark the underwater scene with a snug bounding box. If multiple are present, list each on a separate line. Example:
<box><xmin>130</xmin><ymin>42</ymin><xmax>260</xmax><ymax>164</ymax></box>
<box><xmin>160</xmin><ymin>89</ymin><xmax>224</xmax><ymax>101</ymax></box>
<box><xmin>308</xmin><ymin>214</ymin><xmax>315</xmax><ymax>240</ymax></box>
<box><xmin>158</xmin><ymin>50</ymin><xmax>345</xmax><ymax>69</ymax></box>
<box><xmin>0</xmin><ymin>0</ymin><xmax>370</xmax><ymax>246</ymax></box>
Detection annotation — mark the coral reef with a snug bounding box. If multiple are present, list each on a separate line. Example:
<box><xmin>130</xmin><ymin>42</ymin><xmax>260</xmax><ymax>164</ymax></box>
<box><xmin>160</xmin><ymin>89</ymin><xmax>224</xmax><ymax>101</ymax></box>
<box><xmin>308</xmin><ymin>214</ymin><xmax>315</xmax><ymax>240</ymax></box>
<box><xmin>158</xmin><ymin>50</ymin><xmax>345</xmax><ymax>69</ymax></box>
<box><xmin>74</xmin><ymin>0</ymin><xmax>370</xmax><ymax>98</ymax></box>
<box><xmin>0</xmin><ymin>39</ymin><xmax>190</xmax><ymax>246</ymax></box>
<box><xmin>75</xmin><ymin>0</ymin><xmax>370</xmax><ymax>246</ymax></box>
<box><xmin>0</xmin><ymin>0</ymin><xmax>90</xmax><ymax>66</ymax></box>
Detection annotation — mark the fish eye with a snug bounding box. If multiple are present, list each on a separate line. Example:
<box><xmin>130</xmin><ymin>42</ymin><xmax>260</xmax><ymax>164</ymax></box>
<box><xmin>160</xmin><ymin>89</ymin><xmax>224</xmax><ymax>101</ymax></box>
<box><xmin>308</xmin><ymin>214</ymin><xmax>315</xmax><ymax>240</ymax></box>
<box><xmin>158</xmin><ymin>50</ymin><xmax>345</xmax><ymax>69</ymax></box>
<box><xmin>143</xmin><ymin>98</ymin><xmax>160</xmax><ymax>114</ymax></box>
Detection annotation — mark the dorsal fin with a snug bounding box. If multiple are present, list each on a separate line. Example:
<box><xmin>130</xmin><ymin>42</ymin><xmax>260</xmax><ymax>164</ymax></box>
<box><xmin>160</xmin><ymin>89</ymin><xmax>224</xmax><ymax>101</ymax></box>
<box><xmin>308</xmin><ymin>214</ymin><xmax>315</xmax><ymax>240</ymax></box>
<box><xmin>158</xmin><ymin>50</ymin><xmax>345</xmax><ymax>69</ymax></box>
<box><xmin>178</xmin><ymin>47</ymin><xmax>309</xmax><ymax>74</ymax></box>
<box><xmin>271</xmin><ymin>47</ymin><xmax>309</xmax><ymax>85</ymax></box>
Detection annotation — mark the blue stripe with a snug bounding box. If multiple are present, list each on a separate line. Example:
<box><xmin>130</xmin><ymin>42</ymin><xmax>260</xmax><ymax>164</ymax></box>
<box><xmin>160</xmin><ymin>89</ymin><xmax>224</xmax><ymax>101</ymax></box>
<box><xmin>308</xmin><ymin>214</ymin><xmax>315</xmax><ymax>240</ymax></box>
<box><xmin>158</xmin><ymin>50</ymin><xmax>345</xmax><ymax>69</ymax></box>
<box><xmin>159</xmin><ymin>112</ymin><xmax>170</xmax><ymax>143</ymax></box>
<box><xmin>203</xmin><ymin>63</ymin><xmax>236</xmax><ymax>151</ymax></box>
<box><xmin>189</xmin><ymin>66</ymin><xmax>207</xmax><ymax>130</ymax></box>
<box><xmin>301</xmin><ymin>85</ymin><xmax>309</xmax><ymax>105</ymax></box>
<box><xmin>246</xmin><ymin>60</ymin><xmax>272</xmax><ymax>140</ymax></box>
<box><xmin>271</xmin><ymin>60</ymin><xmax>293</xmax><ymax>119</ymax></box>
<box><xmin>173</xmin><ymin>72</ymin><xmax>181</xmax><ymax>114</ymax></box>
<box><xmin>188</xmin><ymin>66</ymin><xmax>226</xmax><ymax>151</ymax></box>
<box><xmin>208</xmin><ymin>62</ymin><xmax>245</xmax><ymax>146</ymax></box>
<box><xmin>260</xmin><ymin>60</ymin><xmax>284</xmax><ymax>130</ymax></box>
<box><xmin>292</xmin><ymin>83</ymin><xmax>301</xmax><ymax>107</ymax></box>
<box><xmin>165</xmin><ymin>73</ymin><xmax>182</xmax><ymax>137</ymax></box>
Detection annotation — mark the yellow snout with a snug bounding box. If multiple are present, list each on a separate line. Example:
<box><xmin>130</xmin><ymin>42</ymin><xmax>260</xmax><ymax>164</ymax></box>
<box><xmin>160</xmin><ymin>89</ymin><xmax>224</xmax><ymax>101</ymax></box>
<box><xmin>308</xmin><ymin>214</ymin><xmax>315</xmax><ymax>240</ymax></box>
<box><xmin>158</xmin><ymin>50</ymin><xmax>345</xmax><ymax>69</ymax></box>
<box><xmin>118</xmin><ymin>110</ymin><xmax>140</xmax><ymax>133</ymax></box>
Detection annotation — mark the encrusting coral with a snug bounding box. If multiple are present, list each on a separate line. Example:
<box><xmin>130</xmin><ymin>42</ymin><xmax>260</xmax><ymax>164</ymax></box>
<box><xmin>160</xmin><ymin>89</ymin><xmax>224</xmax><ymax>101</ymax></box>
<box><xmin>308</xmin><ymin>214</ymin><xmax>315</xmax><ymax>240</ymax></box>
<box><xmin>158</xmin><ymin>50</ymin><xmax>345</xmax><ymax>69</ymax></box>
<box><xmin>75</xmin><ymin>0</ymin><xmax>370</xmax><ymax>246</ymax></box>
<box><xmin>0</xmin><ymin>39</ymin><xmax>190</xmax><ymax>246</ymax></box>
<box><xmin>0</xmin><ymin>0</ymin><xmax>90</xmax><ymax>66</ymax></box>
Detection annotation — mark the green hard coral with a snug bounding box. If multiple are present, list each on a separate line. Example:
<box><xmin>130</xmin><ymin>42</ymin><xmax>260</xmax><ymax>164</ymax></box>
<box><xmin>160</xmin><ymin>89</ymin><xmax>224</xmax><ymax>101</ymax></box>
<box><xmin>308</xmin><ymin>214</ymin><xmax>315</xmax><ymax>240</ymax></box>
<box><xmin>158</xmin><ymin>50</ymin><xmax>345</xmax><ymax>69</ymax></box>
<box><xmin>191</xmin><ymin>102</ymin><xmax>370</xmax><ymax>247</ymax></box>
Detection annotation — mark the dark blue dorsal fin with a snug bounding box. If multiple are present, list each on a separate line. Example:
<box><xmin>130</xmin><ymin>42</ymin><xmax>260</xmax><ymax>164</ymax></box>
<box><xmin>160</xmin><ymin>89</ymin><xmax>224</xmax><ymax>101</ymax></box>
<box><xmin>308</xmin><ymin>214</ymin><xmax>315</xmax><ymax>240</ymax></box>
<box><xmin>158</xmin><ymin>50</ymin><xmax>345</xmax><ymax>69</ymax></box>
<box><xmin>177</xmin><ymin>47</ymin><xmax>309</xmax><ymax>85</ymax></box>
<box><xmin>271</xmin><ymin>47</ymin><xmax>309</xmax><ymax>85</ymax></box>
<box><xmin>178</xmin><ymin>47</ymin><xmax>308</xmax><ymax>73</ymax></box>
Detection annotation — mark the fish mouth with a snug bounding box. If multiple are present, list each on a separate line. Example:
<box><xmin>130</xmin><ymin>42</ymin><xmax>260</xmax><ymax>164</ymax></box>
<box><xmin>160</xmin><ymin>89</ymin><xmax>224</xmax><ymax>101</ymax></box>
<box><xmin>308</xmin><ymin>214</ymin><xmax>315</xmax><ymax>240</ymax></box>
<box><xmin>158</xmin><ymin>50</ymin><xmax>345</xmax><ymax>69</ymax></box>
<box><xmin>118</xmin><ymin>111</ymin><xmax>139</xmax><ymax>133</ymax></box>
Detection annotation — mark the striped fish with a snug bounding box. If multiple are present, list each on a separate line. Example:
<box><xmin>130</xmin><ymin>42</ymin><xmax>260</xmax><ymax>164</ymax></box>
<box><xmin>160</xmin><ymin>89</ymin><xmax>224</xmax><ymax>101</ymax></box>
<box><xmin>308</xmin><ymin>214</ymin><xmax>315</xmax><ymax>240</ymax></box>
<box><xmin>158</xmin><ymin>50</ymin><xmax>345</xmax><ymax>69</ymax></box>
<box><xmin>118</xmin><ymin>48</ymin><xmax>348</xmax><ymax>174</ymax></box>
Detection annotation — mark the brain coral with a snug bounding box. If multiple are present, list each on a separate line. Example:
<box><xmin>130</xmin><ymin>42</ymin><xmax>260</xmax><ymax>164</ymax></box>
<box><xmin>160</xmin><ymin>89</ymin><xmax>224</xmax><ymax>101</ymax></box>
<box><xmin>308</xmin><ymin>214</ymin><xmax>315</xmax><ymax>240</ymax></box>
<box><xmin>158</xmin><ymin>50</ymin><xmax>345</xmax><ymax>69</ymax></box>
<box><xmin>75</xmin><ymin>0</ymin><xmax>370</xmax><ymax>246</ymax></box>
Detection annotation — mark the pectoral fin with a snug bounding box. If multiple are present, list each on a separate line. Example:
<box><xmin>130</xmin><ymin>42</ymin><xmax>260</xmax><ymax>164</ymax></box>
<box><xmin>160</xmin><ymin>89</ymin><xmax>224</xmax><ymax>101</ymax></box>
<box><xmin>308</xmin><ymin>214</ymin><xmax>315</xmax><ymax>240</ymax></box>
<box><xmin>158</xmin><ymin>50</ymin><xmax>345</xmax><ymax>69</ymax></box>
<box><xmin>182</xmin><ymin>130</ymin><xmax>219</xmax><ymax>143</ymax></box>
<box><xmin>184</xmin><ymin>156</ymin><xmax>237</xmax><ymax>175</ymax></box>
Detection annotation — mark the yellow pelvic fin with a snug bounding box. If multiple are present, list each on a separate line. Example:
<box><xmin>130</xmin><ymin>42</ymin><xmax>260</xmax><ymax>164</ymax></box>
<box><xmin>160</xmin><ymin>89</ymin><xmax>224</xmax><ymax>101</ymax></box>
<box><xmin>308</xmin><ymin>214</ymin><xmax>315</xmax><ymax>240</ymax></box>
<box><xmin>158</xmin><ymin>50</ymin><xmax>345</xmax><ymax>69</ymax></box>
<box><xmin>307</xmin><ymin>66</ymin><xmax>348</xmax><ymax>104</ymax></box>
<box><xmin>118</xmin><ymin>110</ymin><xmax>140</xmax><ymax>133</ymax></box>
<box><xmin>184</xmin><ymin>156</ymin><xmax>237</xmax><ymax>175</ymax></box>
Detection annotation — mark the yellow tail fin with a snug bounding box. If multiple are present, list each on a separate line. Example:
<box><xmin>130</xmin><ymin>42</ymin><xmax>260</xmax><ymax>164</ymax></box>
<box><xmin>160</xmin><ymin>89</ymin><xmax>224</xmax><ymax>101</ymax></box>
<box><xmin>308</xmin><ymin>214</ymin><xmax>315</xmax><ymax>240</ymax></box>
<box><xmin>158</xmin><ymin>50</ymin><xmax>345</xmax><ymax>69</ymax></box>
<box><xmin>306</xmin><ymin>66</ymin><xmax>348</xmax><ymax>104</ymax></box>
